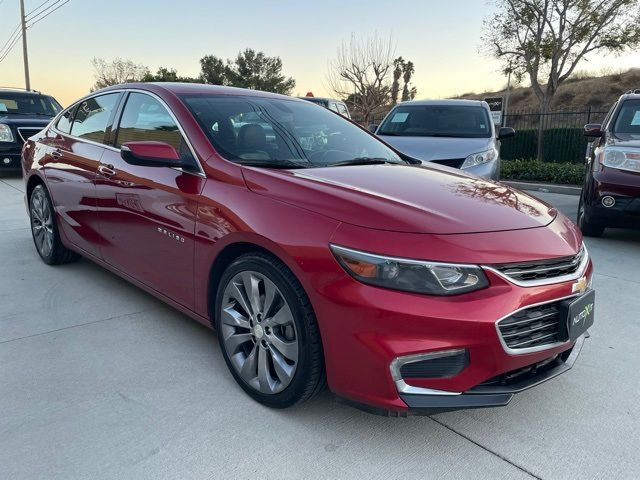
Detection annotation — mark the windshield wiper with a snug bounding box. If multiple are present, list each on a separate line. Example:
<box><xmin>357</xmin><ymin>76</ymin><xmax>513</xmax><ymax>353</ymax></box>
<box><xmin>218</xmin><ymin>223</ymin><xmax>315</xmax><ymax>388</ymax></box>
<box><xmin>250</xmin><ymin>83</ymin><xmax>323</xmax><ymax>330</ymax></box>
<box><xmin>236</xmin><ymin>158</ymin><xmax>311</xmax><ymax>169</ymax></box>
<box><xmin>328</xmin><ymin>157</ymin><xmax>404</xmax><ymax>167</ymax></box>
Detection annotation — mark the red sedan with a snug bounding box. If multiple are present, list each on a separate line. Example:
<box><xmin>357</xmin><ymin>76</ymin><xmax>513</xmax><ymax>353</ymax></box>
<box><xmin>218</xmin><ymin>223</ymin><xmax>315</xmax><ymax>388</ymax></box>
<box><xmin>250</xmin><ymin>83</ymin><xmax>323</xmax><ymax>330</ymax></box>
<box><xmin>21</xmin><ymin>83</ymin><xmax>594</xmax><ymax>415</ymax></box>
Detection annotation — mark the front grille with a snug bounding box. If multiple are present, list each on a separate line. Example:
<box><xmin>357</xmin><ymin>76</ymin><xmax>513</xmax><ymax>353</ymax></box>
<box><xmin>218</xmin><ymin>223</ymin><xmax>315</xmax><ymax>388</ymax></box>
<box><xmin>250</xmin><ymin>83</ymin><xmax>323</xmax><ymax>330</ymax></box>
<box><xmin>491</xmin><ymin>246</ymin><xmax>585</xmax><ymax>283</ymax></box>
<box><xmin>17</xmin><ymin>127</ymin><xmax>43</xmax><ymax>143</ymax></box>
<box><xmin>497</xmin><ymin>301</ymin><xmax>566</xmax><ymax>350</ymax></box>
<box><xmin>431</xmin><ymin>158</ymin><xmax>465</xmax><ymax>169</ymax></box>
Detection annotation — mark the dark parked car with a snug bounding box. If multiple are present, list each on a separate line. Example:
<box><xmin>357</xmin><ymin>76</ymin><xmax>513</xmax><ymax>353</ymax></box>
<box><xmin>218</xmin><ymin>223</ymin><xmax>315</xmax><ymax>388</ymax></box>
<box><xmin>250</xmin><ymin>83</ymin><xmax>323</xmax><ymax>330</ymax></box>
<box><xmin>298</xmin><ymin>96</ymin><xmax>351</xmax><ymax>118</ymax></box>
<box><xmin>22</xmin><ymin>83</ymin><xmax>593</xmax><ymax>416</ymax></box>
<box><xmin>580</xmin><ymin>91</ymin><xmax>640</xmax><ymax>236</ymax></box>
<box><xmin>0</xmin><ymin>88</ymin><xmax>62</xmax><ymax>169</ymax></box>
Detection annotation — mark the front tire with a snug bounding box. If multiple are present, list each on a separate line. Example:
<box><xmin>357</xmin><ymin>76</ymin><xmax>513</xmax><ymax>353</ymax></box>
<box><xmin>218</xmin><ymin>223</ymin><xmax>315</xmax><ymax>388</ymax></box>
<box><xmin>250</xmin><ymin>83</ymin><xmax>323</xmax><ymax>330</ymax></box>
<box><xmin>577</xmin><ymin>196</ymin><xmax>605</xmax><ymax>237</ymax></box>
<box><xmin>29</xmin><ymin>184</ymin><xmax>80</xmax><ymax>265</ymax></box>
<box><xmin>214</xmin><ymin>252</ymin><xmax>325</xmax><ymax>408</ymax></box>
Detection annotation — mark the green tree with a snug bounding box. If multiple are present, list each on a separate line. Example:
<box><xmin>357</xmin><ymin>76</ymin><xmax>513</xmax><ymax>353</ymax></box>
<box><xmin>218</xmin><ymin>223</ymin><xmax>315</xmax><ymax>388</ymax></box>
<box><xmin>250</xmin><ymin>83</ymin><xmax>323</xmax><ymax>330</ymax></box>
<box><xmin>483</xmin><ymin>0</ymin><xmax>640</xmax><ymax>159</ymax></box>
<box><xmin>390</xmin><ymin>57</ymin><xmax>404</xmax><ymax>105</ymax></box>
<box><xmin>199</xmin><ymin>55</ymin><xmax>227</xmax><ymax>85</ymax></box>
<box><xmin>198</xmin><ymin>49</ymin><xmax>296</xmax><ymax>94</ymax></box>
<box><xmin>401</xmin><ymin>61</ymin><xmax>417</xmax><ymax>101</ymax></box>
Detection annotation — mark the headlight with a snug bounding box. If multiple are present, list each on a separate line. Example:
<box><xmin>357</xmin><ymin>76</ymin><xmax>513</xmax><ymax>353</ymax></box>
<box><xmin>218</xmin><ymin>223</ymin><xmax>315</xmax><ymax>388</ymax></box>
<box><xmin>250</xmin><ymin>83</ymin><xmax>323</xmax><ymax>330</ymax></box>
<box><xmin>461</xmin><ymin>148</ymin><xmax>498</xmax><ymax>169</ymax></box>
<box><xmin>330</xmin><ymin>245</ymin><xmax>489</xmax><ymax>296</ymax></box>
<box><xmin>0</xmin><ymin>124</ymin><xmax>14</xmax><ymax>143</ymax></box>
<box><xmin>602</xmin><ymin>148</ymin><xmax>640</xmax><ymax>173</ymax></box>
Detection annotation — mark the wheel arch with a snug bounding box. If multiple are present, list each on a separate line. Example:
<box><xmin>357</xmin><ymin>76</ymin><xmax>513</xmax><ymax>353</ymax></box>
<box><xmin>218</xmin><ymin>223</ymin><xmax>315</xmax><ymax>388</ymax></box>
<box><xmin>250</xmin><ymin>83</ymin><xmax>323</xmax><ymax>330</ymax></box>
<box><xmin>207</xmin><ymin>241</ymin><xmax>289</xmax><ymax>327</ymax></box>
<box><xmin>25</xmin><ymin>172</ymin><xmax>46</xmax><ymax>201</ymax></box>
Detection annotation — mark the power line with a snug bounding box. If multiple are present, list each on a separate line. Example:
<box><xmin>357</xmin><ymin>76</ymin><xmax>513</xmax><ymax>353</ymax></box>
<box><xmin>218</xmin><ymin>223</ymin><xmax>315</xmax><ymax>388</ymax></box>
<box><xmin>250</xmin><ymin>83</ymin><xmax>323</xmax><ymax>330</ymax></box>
<box><xmin>27</xmin><ymin>0</ymin><xmax>70</xmax><ymax>28</ymax></box>
<box><xmin>0</xmin><ymin>32</ymin><xmax>22</xmax><ymax>64</ymax></box>
<box><xmin>25</xmin><ymin>0</ymin><xmax>58</xmax><ymax>19</ymax></box>
<box><xmin>0</xmin><ymin>24</ymin><xmax>21</xmax><ymax>60</ymax></box>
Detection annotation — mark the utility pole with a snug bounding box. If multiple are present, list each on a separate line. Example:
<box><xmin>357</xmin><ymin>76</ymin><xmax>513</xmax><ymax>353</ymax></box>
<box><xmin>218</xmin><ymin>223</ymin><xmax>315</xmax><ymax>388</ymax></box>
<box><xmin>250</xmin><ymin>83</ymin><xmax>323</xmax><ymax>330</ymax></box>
<box><xmin>19</xmin><ymin>0</ymin><xmax>31</xmax><ymax>90</ymax></box>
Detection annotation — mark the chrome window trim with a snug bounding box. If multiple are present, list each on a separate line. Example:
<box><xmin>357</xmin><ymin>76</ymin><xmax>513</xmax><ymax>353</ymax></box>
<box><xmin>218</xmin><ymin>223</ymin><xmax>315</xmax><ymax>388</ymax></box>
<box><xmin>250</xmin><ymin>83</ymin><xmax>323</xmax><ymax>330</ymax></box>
<box><xmin>494</xmin><ymin>293</ymin><xmax>580</xmax><ymax>355</ymax></box>
<box><xmin>483</xmin><ymin>244</ymin><xmax>589</xmax><ymax>288</ymax></box>
<box><xmin>389</xmin><ymin>349</ymin><xmax>464</xmax><ymax>396</ymax></box>
<box><xmin>50</xmin><ymin>88</ymin><xmax>206</xmax><ymax>179</ymax></box>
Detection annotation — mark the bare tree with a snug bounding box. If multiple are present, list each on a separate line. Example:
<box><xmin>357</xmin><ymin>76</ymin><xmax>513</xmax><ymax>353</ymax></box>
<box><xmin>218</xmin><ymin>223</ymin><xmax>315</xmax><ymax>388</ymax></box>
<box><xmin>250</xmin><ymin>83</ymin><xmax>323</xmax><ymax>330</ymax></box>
<box><xmin>483</xmin><ymin>0</ymin><xmax>640</xmax><ymax>159</ymax></box>
<box><xmin>91</xmin><ymin>57</ymin><xmax>149</xmax><ymax>90</ymax></box>
<box><xmin>327</xmin><ymin>34</ymin><xmax>396</xmax><ymax>124</ymax></box>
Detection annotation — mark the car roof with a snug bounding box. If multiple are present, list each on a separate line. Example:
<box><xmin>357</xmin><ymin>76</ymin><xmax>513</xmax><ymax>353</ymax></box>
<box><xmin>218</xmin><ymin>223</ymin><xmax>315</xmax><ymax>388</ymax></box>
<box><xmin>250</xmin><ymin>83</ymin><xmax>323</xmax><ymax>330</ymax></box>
<box><xmin>0</xmin><ymin>89</ymin><xmax>46</xmax><ymax>96</ymax></box>
<box><xmin>395</xmin><ymin>99</ymin><xmax>486</xmax><ymax>107</ymax></box>
<box><xmin>298</xmin><ymin>97</ymin><xmax>344</xmax><ymax>103</ymax></box>
<box><xmin>97</xmin><ymin>82</ymin><xmax>302</xmax><ymax>102</ymax></box>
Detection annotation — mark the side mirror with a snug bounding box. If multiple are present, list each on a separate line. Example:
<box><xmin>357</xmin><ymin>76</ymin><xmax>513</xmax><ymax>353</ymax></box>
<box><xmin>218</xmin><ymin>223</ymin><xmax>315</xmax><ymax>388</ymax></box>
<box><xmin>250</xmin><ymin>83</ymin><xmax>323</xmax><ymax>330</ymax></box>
<box><xmin>121</xmin><ymin>141</ymin><xmax>183</xmax><ymax>167</ymax></box>
<box><xmin>497</xmin><ymin>127</ymin><xmax>515</xmax><ymax>140</ymax></box>
<box><xmin>584</xmin><ymin>124</ymin><xmax>603</xmax><ymax>138</ymax></box>
<box><xmin>368</xmin><ymin>124</ymin><xmax>379</xmax><ymax>133</ymax></box>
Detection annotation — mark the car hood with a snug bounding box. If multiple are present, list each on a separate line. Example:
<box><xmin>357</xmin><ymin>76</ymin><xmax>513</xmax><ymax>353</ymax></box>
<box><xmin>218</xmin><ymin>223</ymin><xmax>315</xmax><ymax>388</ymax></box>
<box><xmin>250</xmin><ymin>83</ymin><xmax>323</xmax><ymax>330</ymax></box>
<box><xmin>377</xmin><ymin>135</ymin><xmax>492</xmax><ymax>162</ymax></box>
<box><xmin>0</xmin><ymin>115</ymin><xmax>51</xmax><ymax>127</ymax></box>
<box><xmin>611</xmin><ymin>134</ymin><xmax>640</xmax><ymax>148</ymax></box>
<box><xmin>243</xmin><ymin>163</ymin><xmax>557</xmax><ymax>234</ymax></box>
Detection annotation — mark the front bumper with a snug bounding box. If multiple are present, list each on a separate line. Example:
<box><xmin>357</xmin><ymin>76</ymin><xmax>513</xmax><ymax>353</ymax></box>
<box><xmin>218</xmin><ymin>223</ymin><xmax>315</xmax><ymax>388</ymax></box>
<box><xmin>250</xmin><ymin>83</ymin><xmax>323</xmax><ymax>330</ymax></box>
<box><xmin>339</xmin><ymin>334</ymin><xmax>586</xmax><ymax>416</ymax></box>
<box><xmin>585</xmin><ymin>169</ymin><xmax>640</xmax><ymax>228</ymax></box>
<box><xmin>317</xmin><ymin>218</ymin><xmax>590</xmax><ymax>415</ymax></box>
<box><xmin>0</xmin><ymin>144</ymin><xmax>23</xmax><ymax>169</ymax></box>
<box><xmin>397</xmin><ymin>333</ymin><xmax>585</xmax><ymax>415</ymax></box>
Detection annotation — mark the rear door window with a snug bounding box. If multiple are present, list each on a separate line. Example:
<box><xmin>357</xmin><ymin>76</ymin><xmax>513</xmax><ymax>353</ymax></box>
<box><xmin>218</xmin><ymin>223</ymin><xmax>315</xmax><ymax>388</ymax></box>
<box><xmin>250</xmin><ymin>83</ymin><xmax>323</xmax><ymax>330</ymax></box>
<box><xmin>70</xmin><ymin>93</ymin><xmax>120</xmax><ymax>143</ymax></box>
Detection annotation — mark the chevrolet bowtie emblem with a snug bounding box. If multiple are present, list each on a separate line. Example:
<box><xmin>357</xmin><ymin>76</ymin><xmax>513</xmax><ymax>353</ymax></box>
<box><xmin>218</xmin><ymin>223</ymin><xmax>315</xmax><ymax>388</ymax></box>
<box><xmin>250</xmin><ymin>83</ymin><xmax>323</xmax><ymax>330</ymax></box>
<box><xmin>572</xmin><ymin>276</ymin><xmax>588</xmax><ymax>294</ymax></box>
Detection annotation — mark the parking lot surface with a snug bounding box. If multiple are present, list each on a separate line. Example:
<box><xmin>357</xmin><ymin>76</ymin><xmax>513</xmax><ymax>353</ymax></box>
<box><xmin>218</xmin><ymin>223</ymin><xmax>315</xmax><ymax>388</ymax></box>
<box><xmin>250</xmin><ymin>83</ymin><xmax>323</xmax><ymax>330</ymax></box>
<box><xmin>1</xmin><ymin>173</ymin><xmax>639</xmax><ymax>480</ymax></box>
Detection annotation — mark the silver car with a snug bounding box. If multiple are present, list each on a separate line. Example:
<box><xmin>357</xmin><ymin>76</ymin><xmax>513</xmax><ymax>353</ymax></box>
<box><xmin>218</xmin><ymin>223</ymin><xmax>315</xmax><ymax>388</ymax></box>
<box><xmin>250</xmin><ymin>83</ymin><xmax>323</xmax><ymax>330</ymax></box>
<box><xmin>373</xmin><ymin>99</ymin><xmax>515</xmax><ymax>179</ymax></box>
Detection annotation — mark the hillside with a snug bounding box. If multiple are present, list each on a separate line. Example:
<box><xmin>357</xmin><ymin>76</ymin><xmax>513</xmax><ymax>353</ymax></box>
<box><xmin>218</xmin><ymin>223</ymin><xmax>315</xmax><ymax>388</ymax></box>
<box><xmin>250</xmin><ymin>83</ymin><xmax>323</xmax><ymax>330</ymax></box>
<box><xmin>457</xmin><ymin>68</ymin><xmax>640</xmax><ymax>112</ymax></box>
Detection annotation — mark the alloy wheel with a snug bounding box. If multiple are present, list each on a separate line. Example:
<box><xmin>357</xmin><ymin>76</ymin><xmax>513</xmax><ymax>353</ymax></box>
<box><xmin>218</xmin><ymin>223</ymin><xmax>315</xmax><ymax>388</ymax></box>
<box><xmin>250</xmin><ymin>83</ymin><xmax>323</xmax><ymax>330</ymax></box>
<box><xmin>30</xmin><ymin>188</ymin><xmax>54</xmax><ymax>258</ymax></box>
<box><xmin>220</xmin><ymin>271</ymin><xmax>299</xmax><ymax>394</ymax></box>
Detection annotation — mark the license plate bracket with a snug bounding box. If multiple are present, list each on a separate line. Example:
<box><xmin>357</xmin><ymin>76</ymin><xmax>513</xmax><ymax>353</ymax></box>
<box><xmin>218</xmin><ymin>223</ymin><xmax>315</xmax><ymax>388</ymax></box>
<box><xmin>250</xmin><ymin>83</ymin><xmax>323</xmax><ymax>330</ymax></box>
<box><xmin>560</xmin><ymin>289</ymin><xmax>595</xmax><ymax>342</ymax></box>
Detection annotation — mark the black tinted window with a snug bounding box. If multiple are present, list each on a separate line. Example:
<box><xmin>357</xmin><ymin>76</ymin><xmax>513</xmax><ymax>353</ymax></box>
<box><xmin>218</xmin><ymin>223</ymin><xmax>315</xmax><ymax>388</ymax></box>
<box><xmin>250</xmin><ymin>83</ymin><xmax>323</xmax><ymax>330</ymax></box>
<box><xmin>613</xmin><ymin>100</ymin><xmax>640</xmax><ymax>136</ymax></box>
<box><xmin>71</xmin><ymin>93</ymin><xmax>120</xmax><ymax>143</ymax></box>
<box><xmin>56</xmin><ymin>108</ymin><xmax>74</xmax><ymax>134</ymax></box>
<box><xmin>378</xmin><ymin>104</ymin><xmax>492</xmax><ymax>138</ymax></box>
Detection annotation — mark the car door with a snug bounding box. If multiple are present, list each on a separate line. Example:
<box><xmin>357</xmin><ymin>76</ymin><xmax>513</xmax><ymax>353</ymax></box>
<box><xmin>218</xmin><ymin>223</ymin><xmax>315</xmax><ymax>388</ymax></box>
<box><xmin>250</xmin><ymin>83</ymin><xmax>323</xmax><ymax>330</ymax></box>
<box><xmin>95</xmin><ymin>91</ymin><xmax>205</xmax><ymax>309</ymax></box>
<box><xmin>43</xmin><ymin>92</ymin><xmax>122</xmax><ymax>257</ymax></box>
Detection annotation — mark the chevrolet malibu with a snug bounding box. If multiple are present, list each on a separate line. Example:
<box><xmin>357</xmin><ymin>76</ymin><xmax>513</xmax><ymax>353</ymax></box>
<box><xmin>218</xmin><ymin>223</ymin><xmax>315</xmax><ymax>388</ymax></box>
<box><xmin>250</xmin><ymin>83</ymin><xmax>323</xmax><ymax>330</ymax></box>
<box><xmin>22</xmin><ymin>83</ymin><xmax>594</xmax><ymax>415</ymax></box>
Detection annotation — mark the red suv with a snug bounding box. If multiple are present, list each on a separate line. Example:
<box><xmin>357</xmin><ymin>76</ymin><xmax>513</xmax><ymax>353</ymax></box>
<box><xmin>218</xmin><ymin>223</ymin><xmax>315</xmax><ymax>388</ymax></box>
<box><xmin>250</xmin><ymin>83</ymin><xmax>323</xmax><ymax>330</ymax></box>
<box><xmin>580</xmin><ymin>91</ymin><xmax>640</xmax><ymax>236</ymax></box>
<box><xmin>22</xmin><ymin>83</ymin><xmax>594</xmax><ymax>415</ymax></box>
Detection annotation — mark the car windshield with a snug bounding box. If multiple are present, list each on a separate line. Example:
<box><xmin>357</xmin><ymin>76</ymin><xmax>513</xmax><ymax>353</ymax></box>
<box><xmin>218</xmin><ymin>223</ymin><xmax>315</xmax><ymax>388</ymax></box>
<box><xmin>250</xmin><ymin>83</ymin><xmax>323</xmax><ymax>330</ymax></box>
<box><xmin>180</xmin><ymin>94</ymin><xmax>403</xmax><ymax>168</ymax></box>
<box><xmin>0</xmin><ymin>93</ymin><xmax>61</xmax><ymax>116</ymax></box>
<box><xmin>378</xmin><ymin>104</ymin><xmax>492</xmax><ymax>138</ymax></box>
<box><xmin>613</xmin><ymin>99</ymin><xmax>640</xmax><ymax>138</ymax></box>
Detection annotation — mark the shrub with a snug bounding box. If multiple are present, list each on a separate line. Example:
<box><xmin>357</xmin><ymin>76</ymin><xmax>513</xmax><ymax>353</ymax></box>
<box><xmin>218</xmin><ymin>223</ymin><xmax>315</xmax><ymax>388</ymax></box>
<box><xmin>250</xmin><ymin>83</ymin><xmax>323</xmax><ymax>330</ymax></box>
<box><xmin>501</xmin><ymin>159</ymin><xmax>585</xmax><ymax>185</ymax></box>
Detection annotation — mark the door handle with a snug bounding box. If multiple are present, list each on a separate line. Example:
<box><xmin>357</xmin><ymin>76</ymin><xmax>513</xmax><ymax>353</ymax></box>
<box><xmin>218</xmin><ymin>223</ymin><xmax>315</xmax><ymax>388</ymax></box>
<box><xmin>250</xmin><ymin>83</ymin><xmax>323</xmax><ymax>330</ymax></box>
<box><xmin>51</xmin><ymin>149</ymin><xmax>63</xmax><ymax>160</ymax></box>
<box><xmin>98</xmin><ymin>164</ymin><xmax>116</xmax><ymax>177</ymax></box>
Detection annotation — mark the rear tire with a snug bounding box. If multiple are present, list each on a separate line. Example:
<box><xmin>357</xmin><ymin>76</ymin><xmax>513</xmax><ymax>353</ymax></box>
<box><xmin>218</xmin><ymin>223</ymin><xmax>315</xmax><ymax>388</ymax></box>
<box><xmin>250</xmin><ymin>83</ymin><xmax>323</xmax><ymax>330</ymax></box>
<box><xmin>29</xmin><ymin>184</ymin><xmax>80</xmax><ymax>265</ymax></box>
<box><xmin>577</xmin><ymin>196</ymin><xmax>605</xmax><ymax>237</ymax></box>
<box><xmin>214</xmin><ymin>252</ymin><xmax>325</xmax><ymax>408</ymax></box>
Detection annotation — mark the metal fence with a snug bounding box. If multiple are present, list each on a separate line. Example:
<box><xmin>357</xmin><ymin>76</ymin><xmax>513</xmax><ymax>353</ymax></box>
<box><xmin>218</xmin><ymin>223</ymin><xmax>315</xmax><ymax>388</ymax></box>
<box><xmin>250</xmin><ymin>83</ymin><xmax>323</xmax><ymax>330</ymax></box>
<box><xmin>502</xmin><ymin>108</ymin><xmax>609</xmax><ymax>163</ymax></box>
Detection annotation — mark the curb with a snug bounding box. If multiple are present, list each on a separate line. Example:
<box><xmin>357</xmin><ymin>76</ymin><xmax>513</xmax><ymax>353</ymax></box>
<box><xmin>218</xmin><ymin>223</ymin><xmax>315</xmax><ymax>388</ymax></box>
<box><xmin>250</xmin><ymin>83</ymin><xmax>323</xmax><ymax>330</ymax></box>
<box><xmin>503</xmin><ymin>181</ymin><xmax>581</xmax><ymax>196</ymax></box>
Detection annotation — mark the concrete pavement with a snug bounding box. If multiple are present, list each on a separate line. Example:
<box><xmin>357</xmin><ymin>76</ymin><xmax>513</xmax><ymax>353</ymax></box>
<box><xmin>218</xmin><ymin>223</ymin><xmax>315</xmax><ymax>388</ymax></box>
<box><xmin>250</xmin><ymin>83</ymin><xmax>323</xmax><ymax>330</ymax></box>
<box><xmin>1</xmin><ymin>173</ymin><xmax>639</xmax><ymax>480</ymax></box>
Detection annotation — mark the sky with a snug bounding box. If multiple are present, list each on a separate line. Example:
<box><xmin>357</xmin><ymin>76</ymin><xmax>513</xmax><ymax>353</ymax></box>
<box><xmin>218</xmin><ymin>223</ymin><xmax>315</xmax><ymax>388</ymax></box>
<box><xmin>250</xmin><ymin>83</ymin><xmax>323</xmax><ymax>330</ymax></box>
<box><xmin>1</xmin><ymin>0</ymin><xmax>639</xmax><ymax>107</ymax></box>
